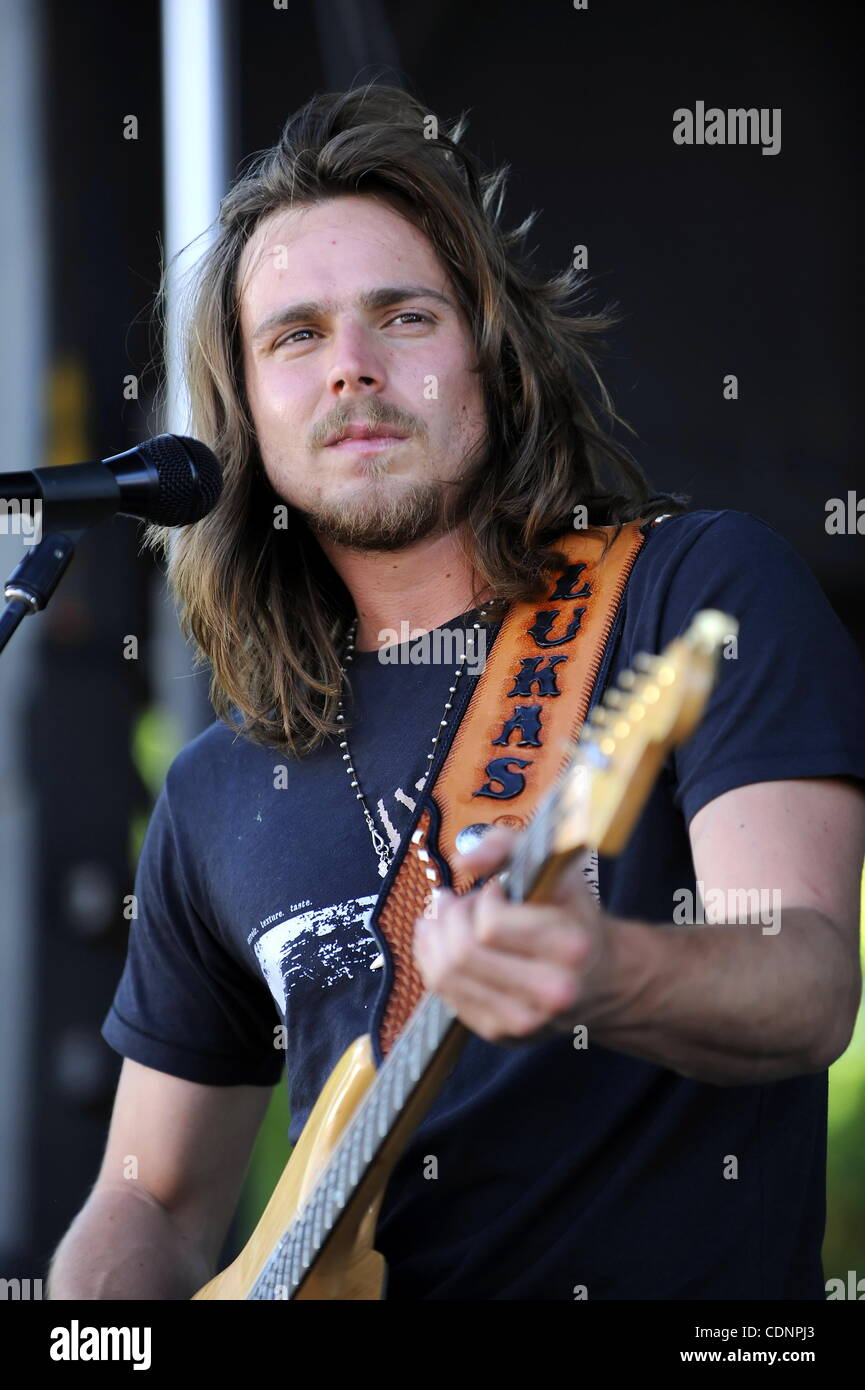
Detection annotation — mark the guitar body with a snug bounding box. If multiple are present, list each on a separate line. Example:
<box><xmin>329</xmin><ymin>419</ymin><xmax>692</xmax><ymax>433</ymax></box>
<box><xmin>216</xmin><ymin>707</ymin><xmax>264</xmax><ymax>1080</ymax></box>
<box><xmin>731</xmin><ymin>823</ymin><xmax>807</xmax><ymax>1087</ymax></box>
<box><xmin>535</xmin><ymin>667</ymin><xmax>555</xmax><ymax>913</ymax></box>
<box><xmin>193</xmin><ymin>1033</ymin><xmax>388</xmax><ymax>1301</ymax></box>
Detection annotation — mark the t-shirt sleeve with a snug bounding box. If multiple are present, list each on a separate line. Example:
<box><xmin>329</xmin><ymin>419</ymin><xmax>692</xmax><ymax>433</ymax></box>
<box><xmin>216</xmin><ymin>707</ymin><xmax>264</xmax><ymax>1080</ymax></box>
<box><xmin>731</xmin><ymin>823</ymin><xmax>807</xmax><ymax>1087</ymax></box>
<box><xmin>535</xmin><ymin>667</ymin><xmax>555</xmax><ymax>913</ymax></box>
<box><xmin>101</xmin><ymin>776</ymin><xmax>284</xmax><ymax>1087</ymax></box>
<box><xmin>635</xmin><ymin>511</ymin><xmax>865</xmax><ymax>827</ymax></box>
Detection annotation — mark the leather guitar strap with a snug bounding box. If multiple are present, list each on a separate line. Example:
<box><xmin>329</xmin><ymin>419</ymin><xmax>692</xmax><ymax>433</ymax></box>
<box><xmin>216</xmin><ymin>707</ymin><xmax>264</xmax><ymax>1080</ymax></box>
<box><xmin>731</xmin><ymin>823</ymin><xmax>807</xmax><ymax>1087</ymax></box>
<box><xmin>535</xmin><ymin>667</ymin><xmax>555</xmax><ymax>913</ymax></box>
<box><xmin>371</xmin><ymin>520</ymin><xmax>647</xmax><ymax>1056</ymax></box>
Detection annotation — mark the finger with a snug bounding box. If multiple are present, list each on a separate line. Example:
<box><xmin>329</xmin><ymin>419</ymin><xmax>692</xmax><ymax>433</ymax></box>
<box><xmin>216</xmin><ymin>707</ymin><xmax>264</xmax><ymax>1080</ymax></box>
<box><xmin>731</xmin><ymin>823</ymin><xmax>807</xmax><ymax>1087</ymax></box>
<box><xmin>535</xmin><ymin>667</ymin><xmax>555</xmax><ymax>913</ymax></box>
<box><xmin>429</xmin><ymin>967</ymin><xmax>549</xmax><ymax>1045</ymax></box>
<box><xmin>416</xmin><ymin>905</ymin><xmax>583</xmax><ymax>1015</ymax></box>
<box><xmin>473</xmin><ymin>887</ymin><xmax>594</xmax><ymax>965</ymax></box>
<box><xmin>414</xmin><ymin>890</ymin><xmax>474</xmax><ymax>973</ymax></box>
<box><xmin>446</xmin><ymin>940</ymin><xmax>582</xmax><ymax>1017</ymax></box>
<box><xmin>420</xmin><ymin>883</ymin><xmax>593</xmax><ymax>966</ymax></box>
<box><xmin>452</xmin><ymin>825</ymin><xmax>520</xmax><ymax>878</ymax></box>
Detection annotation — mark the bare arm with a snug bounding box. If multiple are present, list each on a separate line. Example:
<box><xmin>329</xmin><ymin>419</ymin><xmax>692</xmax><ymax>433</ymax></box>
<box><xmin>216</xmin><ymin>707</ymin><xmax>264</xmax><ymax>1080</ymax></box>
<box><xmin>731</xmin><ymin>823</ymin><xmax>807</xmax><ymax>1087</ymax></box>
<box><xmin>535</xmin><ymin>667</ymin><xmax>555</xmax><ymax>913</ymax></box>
<box><xmin>584</xmin><ymin>778</ymin><xmax>864</xmax><ymax>1083</ymax></box>
<box><xmin>416</xmin><ymin>778</ymin><xmax>865</xmax><ymax>1086</ymax></box>
<box><xmin>47</xmin><ymin>1058</ymin><xmax>274</xmax><ymax>1299</ymax></box>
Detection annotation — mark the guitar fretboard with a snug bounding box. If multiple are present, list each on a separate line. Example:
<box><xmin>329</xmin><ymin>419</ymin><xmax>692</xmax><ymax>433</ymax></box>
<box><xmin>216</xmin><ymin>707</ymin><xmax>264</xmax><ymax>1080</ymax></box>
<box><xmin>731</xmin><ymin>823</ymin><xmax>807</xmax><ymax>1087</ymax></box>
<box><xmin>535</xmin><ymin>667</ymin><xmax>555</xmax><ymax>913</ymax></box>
<box><xmin>248</xmin><ymin>991</ymin><xmax>458</xmax><ymax>1297</ymax></box>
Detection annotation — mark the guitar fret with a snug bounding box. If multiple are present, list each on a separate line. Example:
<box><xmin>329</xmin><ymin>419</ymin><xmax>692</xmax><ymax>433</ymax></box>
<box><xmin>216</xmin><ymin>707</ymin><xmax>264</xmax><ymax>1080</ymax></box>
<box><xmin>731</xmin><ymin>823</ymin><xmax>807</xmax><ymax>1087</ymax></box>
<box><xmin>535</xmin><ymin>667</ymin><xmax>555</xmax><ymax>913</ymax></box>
<box><xmin>346</xmin><ymin>1124</ymin><xmax>362</xmax><ymax>1186</ymax></box>
<box><xmin>289</xmin><ymin>1230</ymin><xmax>304</xmax><ymax>1294</ymax></box>
<box><xmin>411</xmin><ymin>1028</ymin><xmax>428</xmax><ymax>1078</ymax></box>
<box><xmin>364</xmin><ymin>1106</ymin><xmax>380</xmax><ymax>1162</ymax></box>
<box><xmin>383</xmin><ymin>1056</ymin><xmax>406</xmax><ymax>1123</ymax></box>
<box><xmin>332</xmin><ymin>1150</ymin><xmax>349</xmax><ymax>1207</ymax></box>
<box><xmin>393</xmin><ymin>1051</ymin><xmax>411</xmax><ymax>1114</ymax></box>
<box><xmin>298</xmin><ymin>1210</ymin><xmax>315</xmax><ymax>1273</ymax></box>
<box><xmin>422</xmin><ymin>996</ymin><xmax>439</xmax><ymax>1050</ymax></box>
<box><xmin>379</xmin><ymin>1075</ymin><xmax>396</xmax><ymax>1137</ymax></box>
<box><xmin>310</xmin><ymin>1190</ymin><xmax>325</xmax><ymax>1252</ymax></box>
<box><xmin>296</xmin><ymin>1215</ymin><xmax>312</xmax><ymax>1279</ymax></box>
<box><xmin>376</xmin><ymin>1059</ymin><xmax>396</xmax><ymax>1135</ymax></box>
<box><xmin>256</xmin><ymin>1244</ymin><xmax>282</xmax><ymax>1298</ymax></box>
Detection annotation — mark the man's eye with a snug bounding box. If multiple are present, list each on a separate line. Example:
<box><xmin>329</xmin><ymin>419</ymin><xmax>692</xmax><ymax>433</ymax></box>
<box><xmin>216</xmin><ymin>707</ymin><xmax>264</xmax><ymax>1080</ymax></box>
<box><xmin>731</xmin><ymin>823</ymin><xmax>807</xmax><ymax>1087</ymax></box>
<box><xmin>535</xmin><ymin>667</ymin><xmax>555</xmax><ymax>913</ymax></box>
<box><xmin>272</xmin><ymin>312</ymin><xmax>430</xmax><ymax>350</ymax></box>
<box><xmin>274</xmin><ymin>328</ymin><xmax>316</xmax><ymax>348</ymax></box>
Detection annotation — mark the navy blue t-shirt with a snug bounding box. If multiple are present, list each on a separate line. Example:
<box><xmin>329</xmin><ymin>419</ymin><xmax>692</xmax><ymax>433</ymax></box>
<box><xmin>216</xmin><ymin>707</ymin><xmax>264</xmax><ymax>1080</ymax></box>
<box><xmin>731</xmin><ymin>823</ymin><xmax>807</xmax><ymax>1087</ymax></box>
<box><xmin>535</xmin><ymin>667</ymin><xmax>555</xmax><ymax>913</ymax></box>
<box><xmin>102</xmin><ymin>510</ymin><xmax>865</xmax><ymax>1299</ymax></box>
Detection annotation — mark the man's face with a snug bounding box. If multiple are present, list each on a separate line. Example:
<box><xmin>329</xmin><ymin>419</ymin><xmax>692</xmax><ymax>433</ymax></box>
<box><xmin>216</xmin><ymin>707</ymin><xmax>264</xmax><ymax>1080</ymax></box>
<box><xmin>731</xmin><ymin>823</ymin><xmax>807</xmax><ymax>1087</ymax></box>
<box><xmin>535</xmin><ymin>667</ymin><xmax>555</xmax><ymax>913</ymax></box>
<box><xmin>237</xmin><ymin>194</ymin><xmax>488</xmax><ymax>550</ymax></box>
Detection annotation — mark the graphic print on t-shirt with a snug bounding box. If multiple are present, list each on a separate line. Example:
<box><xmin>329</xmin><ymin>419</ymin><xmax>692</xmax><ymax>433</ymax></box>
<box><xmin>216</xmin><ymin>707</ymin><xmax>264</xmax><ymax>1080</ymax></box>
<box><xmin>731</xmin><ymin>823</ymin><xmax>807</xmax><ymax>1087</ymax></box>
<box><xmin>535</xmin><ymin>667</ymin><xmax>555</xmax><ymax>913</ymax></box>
<box><xmin>373</xmin><ymin>776</ymin><xmax>425</xmax><ymax>856</ymax></box>
<box><xmin>251</xmin><ymin>894</ymin><xmax>382</xmax><ymax>1015</ymax></box>
<box><xmin>246</xmin><ymin>771</ymin><xmax>429</xmax><ymax>1017</ymax></box>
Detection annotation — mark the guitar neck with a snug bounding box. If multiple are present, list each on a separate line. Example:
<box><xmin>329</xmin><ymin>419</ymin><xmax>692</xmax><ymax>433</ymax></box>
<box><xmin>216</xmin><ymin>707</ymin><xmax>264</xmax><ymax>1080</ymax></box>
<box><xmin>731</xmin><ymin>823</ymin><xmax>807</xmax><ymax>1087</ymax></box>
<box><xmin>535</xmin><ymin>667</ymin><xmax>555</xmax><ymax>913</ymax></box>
<box><xmin>248</xmin><ymin>993</ymin><xmax>465</xmax><ymax>1298</ymax></box>
<box><xmin>247</xmin><ymin>783</ymin><xmax>576</xmax><ymax>1300</ymax></box>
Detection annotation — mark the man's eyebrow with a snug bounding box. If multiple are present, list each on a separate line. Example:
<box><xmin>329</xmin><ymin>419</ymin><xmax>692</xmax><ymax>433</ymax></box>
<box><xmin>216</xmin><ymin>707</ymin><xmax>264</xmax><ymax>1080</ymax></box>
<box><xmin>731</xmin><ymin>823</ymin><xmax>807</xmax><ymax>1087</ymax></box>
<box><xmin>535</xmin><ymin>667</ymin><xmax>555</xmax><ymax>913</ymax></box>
<box><xmin>250</xmin><ymin>285</ymin><xmax>454</xmax><ymax>342</ymax></box>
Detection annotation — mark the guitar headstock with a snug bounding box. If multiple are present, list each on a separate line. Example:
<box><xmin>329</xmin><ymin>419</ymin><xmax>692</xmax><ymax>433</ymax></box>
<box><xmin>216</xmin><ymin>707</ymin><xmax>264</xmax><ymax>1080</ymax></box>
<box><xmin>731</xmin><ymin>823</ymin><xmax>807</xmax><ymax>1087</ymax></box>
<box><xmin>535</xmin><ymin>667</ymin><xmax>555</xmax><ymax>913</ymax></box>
<box><xmin>553</xmin><ymin>608</ymin><xmax>737</xmax><ymax>858</ymax></box>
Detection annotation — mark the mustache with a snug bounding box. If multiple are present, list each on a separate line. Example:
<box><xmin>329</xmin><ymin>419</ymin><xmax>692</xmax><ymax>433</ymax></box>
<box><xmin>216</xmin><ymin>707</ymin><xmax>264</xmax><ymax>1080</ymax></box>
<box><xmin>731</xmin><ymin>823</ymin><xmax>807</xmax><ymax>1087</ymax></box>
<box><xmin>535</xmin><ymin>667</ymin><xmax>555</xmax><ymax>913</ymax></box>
<box><xmin>312</xmin><ymin>402</ymin><xmax>423</xmax><ymax>448</ymax></box>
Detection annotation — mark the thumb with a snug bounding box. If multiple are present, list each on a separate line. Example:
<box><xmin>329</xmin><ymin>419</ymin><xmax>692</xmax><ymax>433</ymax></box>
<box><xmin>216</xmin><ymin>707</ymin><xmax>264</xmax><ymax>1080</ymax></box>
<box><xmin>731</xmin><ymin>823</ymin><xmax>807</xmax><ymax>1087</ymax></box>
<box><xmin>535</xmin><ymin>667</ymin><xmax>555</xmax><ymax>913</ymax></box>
<box><xmin>452</xmin><ymin>824</ymin><xmax>520</xmax><ymax>881</ymax></box>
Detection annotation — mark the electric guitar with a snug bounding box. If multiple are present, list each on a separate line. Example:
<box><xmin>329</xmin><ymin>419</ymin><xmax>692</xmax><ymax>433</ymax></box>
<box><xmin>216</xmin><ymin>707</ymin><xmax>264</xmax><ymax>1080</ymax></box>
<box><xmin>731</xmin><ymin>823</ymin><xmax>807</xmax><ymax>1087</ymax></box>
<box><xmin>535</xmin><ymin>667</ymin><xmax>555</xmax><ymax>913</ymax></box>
<box><xmin>192</xmin><ymin>607</ymin><xmax>736</xmax><ymax>1300</ymax></box>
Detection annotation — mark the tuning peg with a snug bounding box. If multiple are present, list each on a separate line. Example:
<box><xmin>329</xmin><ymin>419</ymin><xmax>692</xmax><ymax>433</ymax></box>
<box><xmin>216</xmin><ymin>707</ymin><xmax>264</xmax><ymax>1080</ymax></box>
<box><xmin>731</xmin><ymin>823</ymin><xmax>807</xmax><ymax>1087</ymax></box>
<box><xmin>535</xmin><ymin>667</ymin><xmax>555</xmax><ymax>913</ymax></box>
<box><xmin>618</xmin><ymin>670</ymin><xmax>637</xmax><ymax>690</ymax></box>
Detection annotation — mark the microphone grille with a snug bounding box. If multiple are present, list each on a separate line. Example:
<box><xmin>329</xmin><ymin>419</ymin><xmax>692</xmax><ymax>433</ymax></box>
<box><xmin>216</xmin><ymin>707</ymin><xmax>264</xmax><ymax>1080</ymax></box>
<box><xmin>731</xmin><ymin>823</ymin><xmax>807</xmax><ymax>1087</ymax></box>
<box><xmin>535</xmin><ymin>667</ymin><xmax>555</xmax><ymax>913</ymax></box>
<box><xmin>142</xmin><ymin>434</ymin><xmax>223</xmax><ymax>526</ymax></box>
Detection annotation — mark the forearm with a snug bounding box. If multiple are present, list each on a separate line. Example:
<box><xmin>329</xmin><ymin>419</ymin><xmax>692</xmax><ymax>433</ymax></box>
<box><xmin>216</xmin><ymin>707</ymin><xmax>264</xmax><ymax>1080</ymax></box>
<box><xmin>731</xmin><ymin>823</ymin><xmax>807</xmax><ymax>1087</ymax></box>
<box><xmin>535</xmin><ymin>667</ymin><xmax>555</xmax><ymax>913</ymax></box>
<box><xmin>47</xmin><ymin>1182</ymin><xmax>212</xmax><ymax>1300</ymax></box>
<box><xmin>578</xmin><ymin>907</ymin><xmax>861</xmax><ymax>1086</ymax></box>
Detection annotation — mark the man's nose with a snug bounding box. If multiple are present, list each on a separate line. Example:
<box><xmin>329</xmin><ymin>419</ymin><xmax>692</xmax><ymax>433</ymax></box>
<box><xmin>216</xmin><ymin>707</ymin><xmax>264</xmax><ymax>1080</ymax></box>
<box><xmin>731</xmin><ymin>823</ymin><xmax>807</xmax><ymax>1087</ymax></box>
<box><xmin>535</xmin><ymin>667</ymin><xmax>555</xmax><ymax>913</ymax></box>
<box><xmin>325</xmin><ymin>321</ymin><xmax>386</xmax><ymax>395</ymax></box>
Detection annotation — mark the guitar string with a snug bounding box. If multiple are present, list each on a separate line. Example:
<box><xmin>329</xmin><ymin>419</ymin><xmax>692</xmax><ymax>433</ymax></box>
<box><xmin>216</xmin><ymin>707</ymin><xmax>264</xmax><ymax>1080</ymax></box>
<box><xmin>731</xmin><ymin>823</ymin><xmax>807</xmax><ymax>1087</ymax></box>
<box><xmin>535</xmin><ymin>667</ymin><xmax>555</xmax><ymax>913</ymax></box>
<box><xmin>251</xmin><ymin>992</ymin><xmax>452</xmax><ymax>1297</ymax></box>
<box><xmin>252</xmin><ymin>721</ymin><xmax>593</xmax><ymax>1293</ymax></box>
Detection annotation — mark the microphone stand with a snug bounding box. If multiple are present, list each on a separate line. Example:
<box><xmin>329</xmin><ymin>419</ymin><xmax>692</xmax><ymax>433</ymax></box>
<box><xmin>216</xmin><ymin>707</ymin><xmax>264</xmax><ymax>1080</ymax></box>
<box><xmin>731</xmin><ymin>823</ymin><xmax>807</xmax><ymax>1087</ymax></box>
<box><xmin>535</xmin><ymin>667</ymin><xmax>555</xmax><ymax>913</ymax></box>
<box><xmin>0</xmin><ymin>530</ymin><xmax>82</xmax><ymax>656</ymax></box>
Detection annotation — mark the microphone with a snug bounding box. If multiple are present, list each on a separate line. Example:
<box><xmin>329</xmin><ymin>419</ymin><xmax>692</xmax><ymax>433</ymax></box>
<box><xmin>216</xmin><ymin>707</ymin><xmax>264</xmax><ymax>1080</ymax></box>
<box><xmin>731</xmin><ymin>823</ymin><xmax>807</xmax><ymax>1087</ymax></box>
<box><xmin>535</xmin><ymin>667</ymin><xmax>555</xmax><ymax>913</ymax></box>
<box><xmin>0</xmin><ymin>434</ymin><xmax>223</xmax><ymax>529</ymax></box>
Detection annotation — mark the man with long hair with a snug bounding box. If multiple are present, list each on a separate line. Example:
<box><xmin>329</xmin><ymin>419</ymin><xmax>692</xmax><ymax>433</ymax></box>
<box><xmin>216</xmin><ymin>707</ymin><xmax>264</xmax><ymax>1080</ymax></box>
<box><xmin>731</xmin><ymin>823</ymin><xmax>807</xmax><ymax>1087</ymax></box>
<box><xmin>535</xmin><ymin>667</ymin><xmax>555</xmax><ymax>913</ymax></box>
<box><xmin>50</xmin><ymin>84</ymin><xmax>865</xmax><ymax>1300</ymax></box>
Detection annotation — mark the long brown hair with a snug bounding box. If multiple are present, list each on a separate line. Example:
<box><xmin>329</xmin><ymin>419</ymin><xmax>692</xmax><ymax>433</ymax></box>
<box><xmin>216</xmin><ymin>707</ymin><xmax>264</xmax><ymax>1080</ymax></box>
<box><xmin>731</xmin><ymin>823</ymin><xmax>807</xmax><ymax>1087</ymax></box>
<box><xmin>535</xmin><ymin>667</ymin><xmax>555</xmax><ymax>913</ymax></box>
<box><xmin>146</xmin><ymin>82</ymin><xmax>682</xmax><ymax>758</ymax></box>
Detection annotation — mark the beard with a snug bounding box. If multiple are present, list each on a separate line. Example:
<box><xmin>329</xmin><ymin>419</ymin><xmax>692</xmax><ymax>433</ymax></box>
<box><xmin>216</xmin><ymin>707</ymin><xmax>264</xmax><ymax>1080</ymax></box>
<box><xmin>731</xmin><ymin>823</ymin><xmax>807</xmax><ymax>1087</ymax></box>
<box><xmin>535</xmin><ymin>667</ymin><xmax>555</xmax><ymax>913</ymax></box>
<box><xmin>298</xmin><ymin>443</ymin><xmax>483</xmax><ymax>552</ymax></box>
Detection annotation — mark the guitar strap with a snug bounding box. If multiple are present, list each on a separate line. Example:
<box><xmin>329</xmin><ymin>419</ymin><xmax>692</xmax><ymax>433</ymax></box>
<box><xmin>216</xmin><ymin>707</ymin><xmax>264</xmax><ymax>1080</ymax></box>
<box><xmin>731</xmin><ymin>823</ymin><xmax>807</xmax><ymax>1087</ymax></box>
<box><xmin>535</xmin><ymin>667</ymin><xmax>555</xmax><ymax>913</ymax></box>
<box><xmin>370</xmin><ymin>520</ymin><xmax>648</xmax><ymax>1056</ymax></box>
